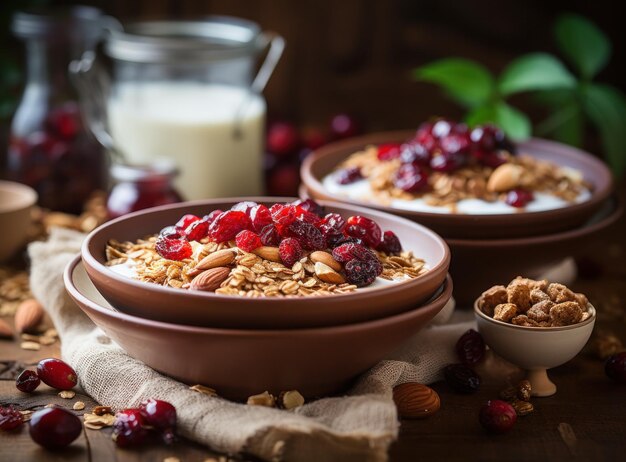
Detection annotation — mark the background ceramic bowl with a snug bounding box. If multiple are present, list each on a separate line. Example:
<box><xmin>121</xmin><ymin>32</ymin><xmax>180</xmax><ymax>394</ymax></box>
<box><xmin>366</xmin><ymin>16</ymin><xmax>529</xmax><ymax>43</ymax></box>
<box><xmin>0</xmin><ymin>180</ymin><xmax>37</xmax><ymax>262</ymax></box>
<box><xmin>449</xmin><ymin>197</ymin><xmax>622</xmax><ymax>304</ymax></box>
<box><xmin>66</xmin><ymin>256</ymin><xmax>452</xmax><ymax>400</ymax></box>
<box><xmin>474</xmin><ymin>300</ymin><xmax>596</xmax><ymax>396</ymax></box>
<box><xmin>82</xmin><ymin>197</ymin><xmax>450</xmax><ymax>329</ymax></box>
<box><xmin>301</xmin><ymin>131</ymin><xmax>613</xmax><ymax>239</ymax></box>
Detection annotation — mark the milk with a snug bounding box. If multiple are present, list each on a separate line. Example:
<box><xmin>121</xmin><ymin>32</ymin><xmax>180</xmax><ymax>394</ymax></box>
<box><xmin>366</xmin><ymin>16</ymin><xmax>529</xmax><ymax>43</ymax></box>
<box><xmin>108</xmin><ymin>83</ymin><xmax>265</xmax><ymax>200</ymax></box>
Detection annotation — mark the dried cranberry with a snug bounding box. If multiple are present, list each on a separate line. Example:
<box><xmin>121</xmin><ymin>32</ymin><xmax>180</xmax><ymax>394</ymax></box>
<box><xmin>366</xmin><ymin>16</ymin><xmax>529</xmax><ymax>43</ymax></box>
<box><xmin>319</xmin><ymin>213</ymin><xmax>346</xmax><ymax>238</ymax></box>
<box><xmin>292</xmin><ymin>199</ymin><xmax>324</xmax><ymax>217</ymax></box>
<box><xmin>377</xmin><ymin>143</ymin><xmax>402</xmax><ymax>161</ymax></box>
<box><xmin>332</xmin><ymin>243</ymin><xmax>378</xmax><ymax>264</ymax></box>
<box><xmin>470</xmin><ymin>125</ymin><xmax>498</xmax><ymax>151</ymax></box>
<box><xmin>259</xmin><ymin>224</ymin><xmax>281</xmax><ymax>246</ymax></box>
<box><xmin>431</xmin><ymin>118</ymin><xmax>454</xmax><ymax>138</ymax></box>
<box><xmin>159</xmin><ymin>226</ymin><xmax>181</xmax><ymax>239</ymax></box>
<box><xmin>175</xmin><ymin>214</ymin><xmax>200</xmax><ymax>231</ymax></box>
<box><xmin>184</xmin><ymin>219</ymin><xmax>209</xmax><ymax>241</ymax></box>
<box><xmin>443</xmin><ymin>364</ymin><xmax>481</xmax><ymax>394</ymax></box>
<box><xmin>399</xmin><ymin>142</ymin><xmax>431</xmax><ymax>166</ymax></box>
<box><xmin>377</xmin><ymin>231</ymin><xmax>402</xmax><ymax>254</ymax></box>
<box><xmin>327</xmin><ymin>234</ymin><xmax>363</xmax><ymax>248</ymax></box>
<box><xmin>29</xmin><ymin>407</ymin><xmax>81</xmax><ymax>448</ymax></box>
<box><xmin>202</xmin><ymin>210</ymin><xmax>223</xmax><ymax>227</ymax></box>
<box><xmin>479</xmin><ymin>400</ymin><xmax>517</xmax><ymax>434</ymax></box>
<box><xmin>0</xmin><ymin>406</ymin><xmax>23</xmax><ymax>431</ymax></box>
<box><xmin>267</xmin><ymin>121</ymin><xmax>300</xmax><ymax>156</ymax></box>
<box><xmin>271</xmin><ymin>204</ymin><xmax>297</xmax><ymax>229</ymax></box>
<box><xmin>113</xmin><ymin>409</ymin><xmax>148</xmax><ymax>448</ymax></box>
<box><xmin>139</xmin><ymin>398</ymin><xmax>177</xmax><ymax>445</ymax></box>
<box><xmin>16</xmin><ymin>369</ymin><xmax>40</xmax><ymax>393</ymax></box>
<box><xmin>330</xmin><ymin>113</ymin><xmax>360</xmax><ymax>139</ymax></box>
<box><xmin>287</xmin><ymin>220</ymin><xmax>325</xmax><ymax>250</ymax></box>
<box><xmin>249</xmin><ymin>204</ymin><xmax>273</xmax><ymax>232</ymax></box>
<box><xmin>430</xmin><ymin>151</ymin><xmax>466</xmax><ymax>172</ymax></box>
<box><xmin>279</xmin><ymin>238</ymin><xmax>303</xmax><ymax>267</ymax></box>
<box><xmin>36</xmin><ymin>358</ymin><xmax>77</xmax><ymax>390</ymax></box>
<box><xmin>155</xmin><ymin>236</ymin><xmax>193</xmax><ymax>261</ymax></box>
<box><xmin>394</xmin><ymin>163</ymin><xmax>429</xmax><ymax>192</ymax></box>
<box><xmin>440</xmin><ymin>132</ymin><xmax>470</xmax><ymax>156</ymax></box>
<box><xmin>472</xmin><ymin>150</ymin><xmax>507</xmax><ymax>168</ymax></box>
<box><xmin>231</xmin><ymin>201</ymin><xmax>258</xmax><ymax>215</ymax></box>
<box><xmin>294</xmin><ymin>207</ymin><xmax>322</xmax><ymax>225</ymax></box>
<box><xmin>414</xmin><ymin>122</ymin><xmax>437</xmax><ymax>151</ymax></box>
<box><xmin>344</xmin><ymin>216</ymin><xmax>382</xmax><ymax>248</ymax></box>
<box><xmin>344</xmin><ymin>259</ymin><xmax>379</xmax><ymax>287</ymax></box>
<box><xmin>336</xmin><ymin>167</ymin><xmax>363</xmax><ymax>185</ymax></box>
<box><xmin>455</xmin><ymin>329</ymin><xmax>486</xmax><ymax>365</ymax></box>
<box><xmin>505</xmin><ymin>189</ymin><xmax>534</xmax><ymax>208</ymax></box>
<box><xmin>209</xmin><ymin>210</ymin><xmax>251</xmax><ymax>242</ymax></box>
<box><xmin>605</xmin><ymin>352</ymin><xmax>626</xmax><ymax>384</ymax></box>
<box><xmin>235</xmin><ymin>230</ymin><xmax>263</xmax><ymax>252</ymax></box>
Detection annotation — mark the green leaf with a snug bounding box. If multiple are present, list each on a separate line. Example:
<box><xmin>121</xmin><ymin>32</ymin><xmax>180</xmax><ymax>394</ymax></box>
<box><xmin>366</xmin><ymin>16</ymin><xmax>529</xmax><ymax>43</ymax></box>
<box><xmin>533</xmin><ymin>89</ymin><xmax>583</xmax><ymax>146</ymax></box>
<box><xmin>498</xmin><ymin>53</ymin><xmax>576</xmax><ymax>95</ymax></box>
<box><xmin>413</xmin><ymin>59</ymin><xmax>495</xmax><ymax>108</ymax></box>
<box><xmin>465</xmin><ymin>102</ymin><xmax>532</xmax><ymax>140</ymax></box>
<box><xmin>554</xmin><ymin>14</ymin><xmax>611</xmax><ymax>80</ymax></box>
<box><xmin>582</xmin><ymin>83</ymin><xmax>626</xmax><ymax>176</ymax></box>
<box><xmin>548</xmin><ymin>104</ymin><xmax>584</xmax><ymax>147</ymax></box>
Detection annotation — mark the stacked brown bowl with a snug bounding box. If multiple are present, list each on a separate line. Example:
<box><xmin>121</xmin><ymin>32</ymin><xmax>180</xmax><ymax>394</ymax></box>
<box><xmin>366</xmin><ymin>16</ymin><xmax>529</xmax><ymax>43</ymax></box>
<box><xmin>301</xmin><ymin>132</ymin><xmax>621</xmax><ymax>304</ymax></box>
<box><xmin>65</xmin><ymin>198</ymin><xmax>452</xmax><ymax>400</ymax></box>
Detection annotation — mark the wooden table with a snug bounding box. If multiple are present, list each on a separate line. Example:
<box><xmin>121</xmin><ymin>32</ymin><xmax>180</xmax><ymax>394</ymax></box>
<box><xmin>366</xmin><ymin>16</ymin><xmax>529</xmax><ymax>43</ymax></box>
<box><xmin>1</xmin><ymin>196</ymin><xmax>625</xmax><ymax>461</ymax></box>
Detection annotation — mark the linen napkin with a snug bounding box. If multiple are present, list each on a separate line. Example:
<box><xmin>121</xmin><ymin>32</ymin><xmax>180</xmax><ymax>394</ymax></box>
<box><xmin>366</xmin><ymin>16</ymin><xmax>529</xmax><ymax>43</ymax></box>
<box><xmin>28</xmin><ymin>228</ymin><xmax>476</xmax><ymax>462</ymax></box>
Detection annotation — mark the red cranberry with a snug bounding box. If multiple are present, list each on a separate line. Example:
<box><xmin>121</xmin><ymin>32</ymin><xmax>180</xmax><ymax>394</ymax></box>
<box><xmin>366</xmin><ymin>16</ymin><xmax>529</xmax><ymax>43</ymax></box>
<box><xmin>155</xmin><ymin>236</ymin><xmax>193</xmax><ymax>261</ymax></box>
<box><xmin>249</xmin><ymin>204</ymin><xmax>273</xmax><ymax>232</ymax></box>
<box><xmin>209</xmin><ymin>210</ymin><xmax>251</xmax><ymax>243</ymax></box>
<box><xmin>344</xmin><ymin>216</ymin><xmax>382</xmax><ymax>248</ymax></box>
<box><xmin>440</xmin><ymin>132</ymin><xmax>470</xmax><ymax>156</ymax></box>
<box><xmin>302</xmin><ymin>127</ymin><xmax>327</xmax><ymax>150</ymax></box>
<box><xmin>344</xmin><ymin>259</ymin><xmax>379</xmax><ymax>287</ymax></box>
<box><xmin>231</xmin><ymin>201</ymin><xmax>258</xmax><ymax>215</ymax></box>
<box><xmin>605</xmin><ymin>352</ymin><xmax>626</xmax><ymax>384</ymax></box>
<box><xmin>45</xmin><ymin>103</ymin><xmax>80</xmax><ymax>140</ymax></box>
<box><xmin>267</xmin><ymin>121</ymin><xmax>300</xmax><ymax>156</ymax></box>
<box><xmin>0</xmin><ymin>406</ymin><xmax>24</xmax><ymax>431</ymax></box>
<box><xmin>184</xmin><ymin>219</ymin><xmax>209</xmax><ymax>241</ymax></box>
<box><xmin>473</xmin><ymin>150</ymin><xmax>507</xmax><ymax>168</ymax></box>
<box><xmin>279</xmin><ymin>238</ymin><xmax>303</xmax><ymax>267</ymax></box>
<box><xmin>271</xmin><ymin>204</ymin><xmax>297</xmax><ymax>234</ymax></box>
<box><xmin>336</xmin><ymin>166</ymin><xmax>363</xmax><ymax>185</ymax></box>
<box><xmin>399</xmin><ymin>142</ymin><xmax>431</xmax><ymax>166</ymax></box>
<box><xmin>479</xmin><ymin>400</ymin><xmax>517</xmax><ymax>434</ymax></box>
<box><xmin>259</xmin><ymin>224</ymin><xmax>281</xmax><ymax>246</ymax></box>
<box><xmin>330</xmin><ymin>113</ymin><xmax>360</xmax><ymax>139</ymax></box>
<box><xmin>235</xmin><ymin>230</ymin><xmax>263</xmax><ymax>252</ymax></box>
<box><xmin>113</xmin><ymin>409</ymin><xmax>148</xmax><ymax>448</ymax></box>
<box><xmin>319</xmin><ymin>213</ymin><xmax>345</xmax><ymax>238</ymax></box>
<box><xmin>377</xmin><ymin>231</ymin><xmax>402</xmax><ymax>254</ymax></box>
<box><xmin>266</xmin><ymin>164</ymin><xmax>301</xmax><ymax>196</ymax></box>
<box><xmin>443</xmin><ymin>364</ymin><xmax>481</xmax><ymax>393</ymax></box>
<box><xmin>202</xmin><ymin>210</ymin><xmax>223</xmax><ymax>227</ymax></box>
<box><xmin>159</xmin><ymin>226</ymin><xmax>182</xmax><ymax>239</ymax></box>
<box><xmin>377</xmin><ymin>143</ymin><xmax>402</xmax><ymax>161</ymax></box>
<box><xmin>175</xmin><ymin>214</ymin><xmax>200</xmax><ymax>231</ymax></box>
<box><xmin>393</xmin><ymin>163</ymin><xmax>429</xmax><ymax>192</ymax></box>
<box><xmin>292</xmin><ymin>198</ymin><xmax>324</xmax><ymax>217</ymax></box>
<box><xmin>414</xmin><ymin>123</ymin><xmax>437</xmax><ymax>151</ymax></box>
<box><xmin>16</xmin><ymin>369</ymin><xmax>40</xmax><ymax>393</ymax></box>
<box><xmin>430</xmin><ymin>151</ymin><xmax>465</xmax><ymax>172</ymax></box>
<box><xmin>139</xmin><ymin>399</ymin><xmax>177</xmax><ymax>445</ymax></box>
<box><xmin>455</xmin><ymin>329</ymin><xmax>486</xmax><ymax>365</ymax></box>
<box><xmin>29</xmin><ymin>407</ymin><xmax>82</xmax><ymax>448</ymax></box>
<box><xmin>470</xmin><ymin>125</ymin><xmax>498</xmax><ymax>151</ymax></box>
<box><xmin>431</xmin><ymin>118</ymin><xmax>454</xmax><ymax>138</ymax></box>
<box><xmin>36</xmin><ymin>358</ymin><xmax>77</xmax><ymax>391</ymax></box>
<box><xmin>294</xmin><ymin>207</ymin><xmax>322</xmax><ymax>225</ymax></box>
<box><xmin>328</xmin><ymin>234</ymin><xmax>364</xmax><ymax>248</ymax></box>
<box><xmin>287</xmin><ymin>220</ymin><xmax>326</xmax><ymax>250</ymax></box>
<box><xmin>505</xmin><ymin>189</ymin><xmax>534</xmax><ymax>208</ymax></box>
<box><xmin>332</xmin><ymin>243</ymin><xmax>378</xmax><ymax>264</ymax></box>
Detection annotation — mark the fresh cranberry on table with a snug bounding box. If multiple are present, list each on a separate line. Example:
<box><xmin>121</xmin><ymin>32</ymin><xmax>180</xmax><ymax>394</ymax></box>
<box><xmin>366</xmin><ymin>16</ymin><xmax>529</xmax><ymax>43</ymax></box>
<box><xmin>605</xmin><ymin>352</ymin><xmax>626</xmax><ymax>384</ymax></box>
<box><xmin>29</xmin><ymin>407</ymin><xmax>82</xmax><ymax>448</ymax></box>
<box><xmin>267</xmin><ymin>121</ymin><xmax>300</xmax><ymax>156</ymax></box>
<box><xmin>112</xmin><ymin>409</ymin><xmax>149</xmax><ymax>448</ymax></box>
<box><xmin>344</xmin><ymin>216</ymin><xmax>382</xmax><ymax>248</ymax></box>
<box><xmin>505</xmin><ymin>189</ymin><xmax>534</xmax><ymax>208</ymax></box>
<box><xmin>16</xmin><ymin>370</ymin><xmax>41</xmax><ymax>393</ymax></box>
<box><xmin>139</xmin><ymin>399</ymin><xmax>177</xmax><ymax>445</ymax></box>
<box><xmin>36</xmin><ymin>358</ymin><xmax>77</xmax><ymax>390</ymax></box>
<box><xmin>393</xmin><ymin>163</ymin><xmax>429</xmax><ymax>192</ymax></box>
<box><xmin>155</xmin><ymin>236</ymin><xmax>193</xmax><ymax>261</ymax></box>
<box><xmin>235</xmin><ymin>230</ymin><xmax>263</xmax><ymax>252</ymax></box>
<box><xmin>377</xmin><ymin>230</ymin><xmax>402</xmax><ymax>255</ymax></box>
<box><xmin>0</xmin><ymin>406</ymin><xmax>24</xmax><ymax>431</ymax></box>
<box><xmin>479</xmin><ymin>400</ymin><xmax>517</xmax><ymax>434</ymax></box>
<box><xmin>330</xmin><ymin>113</ymin><xmax>360</xmax><ymax>139</ymax></box>
<box><xmin>336</xmin><ymin>166</ymin><xmax>363</xmax><ymax>185</ymax></box>
<box><xmin>455</xmin><ymin>329</ymin><xmax>486</xmax><ymax>365</ymax></box>
<box><xmin>279</xmin><ymin>238</ymin><xmax>303</xmax><ymax>267</ymax></box>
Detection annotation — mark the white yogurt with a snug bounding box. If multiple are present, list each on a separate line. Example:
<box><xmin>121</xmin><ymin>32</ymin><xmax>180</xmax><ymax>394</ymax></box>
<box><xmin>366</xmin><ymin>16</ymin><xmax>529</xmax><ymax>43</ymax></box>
<box><xmin>322</xmin><ymin>175</ymin><xmax>592</xmax><ymax>215</ymax></box>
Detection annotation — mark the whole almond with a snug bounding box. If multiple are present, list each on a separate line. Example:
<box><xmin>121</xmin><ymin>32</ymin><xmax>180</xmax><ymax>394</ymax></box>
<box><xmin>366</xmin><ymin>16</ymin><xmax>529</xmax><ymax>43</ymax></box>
<box><xmin>487</xmin><ymin>164</ymin><xmax>523</xmax><ymax>192</ymax></box>
<box><xmin>310</xmin><ymin>251</ymin><xmax>342</xmax><ymax>272</ymax></box>
<box><xmin>190</xmin><ymin>267</ymin><xmax>231</xmax><ymax>292</ymax></box>
<box><xmin>15</xmin><ymin>299</ymin><xmax>44</xmax><ymax>334</ymax></box>
<box><xmin>252</xmin><ymin>246</ymin><xmax>282</xmax><ymax>263</ymax></box>
<box><xmin>392</xmin><ymin>382</ymin><xmax>441</xmax><ymax>419</ymax></box>
<box><xmin>314</xmin><ymin>262</ymin><xmax>346</xmax><ymax>284</ymax></box>
<box><xmin>195</xmin><ymin>248</ymin><xmax>237</xmax><ymax>271</ymax></box>
<box><xmin>0</xmin><ymin>318</ymin><xmax>13</xmax><ymax>339</ymax></box>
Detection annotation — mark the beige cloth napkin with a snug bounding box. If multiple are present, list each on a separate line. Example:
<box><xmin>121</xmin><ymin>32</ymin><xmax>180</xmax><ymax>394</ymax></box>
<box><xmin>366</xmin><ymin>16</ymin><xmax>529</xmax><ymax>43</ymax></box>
<box><xmin>29</xmin><ymin>228</ymin><xmax>473</xmax><ymax>462</ymax></box>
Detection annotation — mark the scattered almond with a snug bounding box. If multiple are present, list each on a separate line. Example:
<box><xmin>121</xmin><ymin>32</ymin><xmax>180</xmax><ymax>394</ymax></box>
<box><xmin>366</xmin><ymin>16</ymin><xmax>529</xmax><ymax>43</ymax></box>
<box><xmin>84</xmin><ymin>412</ymin><xmax>115</xmax><ymax>429</ymax></box>
<box><xmin>252</xmin><ymin>246</ymin><xmax>282</xmax><ymax>263</ymax></box>
<box><xmin>20</xmin><ymin>341</ymin><xmax>40</xmax><ymax>351</ymax></box>
<box><xmin>39</xmin><ymin>336</ymin><xmax>56</xmax><ymax>346</ymax></box>
<box><xmin>195</xmin><ymin>248</ymin><xmax>237</xmax><ymax>271</ymax></box>
<box><xmin>14</xmin><ymin>299</ymin><xmax>44</xmax><ymax>334</ymax></box>
<box><xmin>392</xmin><ymin>382</ymin><xmax>441</xmax><ymax>419</ymax></box>
<box><xmin>73</xmin><ymin>401</ymin><xmax>85</xmax><ymax>411</ymax></box>
<box><xmin>487</xmin><ymin>164</ymin><xmax>524</xmax><ymax>193</ymax></box>
<box><xmin>314</xmin><ymin>262</ymin><xmax>346</xmax><ymax>284</ymax></box>
<box><xmin>278</xmin><ymin>390</ymin><xmax>305</xmax><ymax>410</ymax></box>
<box><xmin>247</xmin><ymin>391</ymin><xmax>275</xmax><ymax>407</ymax></box>
<box><xmin>59</xmin><ymin>390</ymin><xmax>76</xmax><ymax>399</ymax></box>
<box><xmin>189</xmin><ymin>384</ymin><xmax>218</xmax><ymax>396</ymax></box>
<box><xmin>190</xmin><ymin>267</ymin><xmax>231</xmax><ymax>292</ymax></box>
<box><xmin>0</xmin><ymin>318</ymin><xmax>13</xmax><ymax>339</ymax></box>
<box><xmin>309</xmin><ymin>251</ymin><xmax>342</xmax><ymax>272</ymax></box>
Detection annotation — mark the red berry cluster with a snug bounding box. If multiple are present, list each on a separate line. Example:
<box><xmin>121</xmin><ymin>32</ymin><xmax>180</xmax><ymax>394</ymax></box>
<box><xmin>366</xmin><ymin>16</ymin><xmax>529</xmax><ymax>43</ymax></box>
<box><xmin>113</xmin><ymin>398</ymin><xmax>177</xmax><ymax>447</ymax></box>
<box><xmin>157</xmin><ymin>199</ymin><xmax>402</xmax><ymax>287</ymax></box>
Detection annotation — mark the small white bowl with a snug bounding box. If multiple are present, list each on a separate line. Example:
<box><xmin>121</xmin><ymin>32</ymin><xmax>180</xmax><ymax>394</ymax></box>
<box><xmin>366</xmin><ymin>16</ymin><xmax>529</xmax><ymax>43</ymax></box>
<box><xmin>474</xmin><ymin>301</ymin><xmax>596</xmax><ymax>396</ymax></box>
<box><xmin>0</xmin><ymin>181</ymin><xmax>37</xmax><ymax>262</ymax></box>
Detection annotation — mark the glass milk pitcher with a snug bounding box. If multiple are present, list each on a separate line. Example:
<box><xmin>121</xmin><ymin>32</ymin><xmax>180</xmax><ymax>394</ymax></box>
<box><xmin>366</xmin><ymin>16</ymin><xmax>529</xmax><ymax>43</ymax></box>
<box><xmin>70</xmin><ymin>17</ymin><xmax>284</xmax><ymax>200</ymax></box>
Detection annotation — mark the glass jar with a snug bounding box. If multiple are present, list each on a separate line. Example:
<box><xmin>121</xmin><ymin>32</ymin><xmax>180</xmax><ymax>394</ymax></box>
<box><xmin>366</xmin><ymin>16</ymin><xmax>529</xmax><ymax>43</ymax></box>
<box><xmin>6</xmin><ymin>7</ymin><xmax>111</xmax><ymax>214</ymax></box>
<box><xmin>106</xmin><ymin>163</ymin><xmax>182</xmax><ymax>219</ymax></box>
<box><xmin>71</xmin><ymin>17</ymin><xmax>284</xmax><ymax>201</ymax></box>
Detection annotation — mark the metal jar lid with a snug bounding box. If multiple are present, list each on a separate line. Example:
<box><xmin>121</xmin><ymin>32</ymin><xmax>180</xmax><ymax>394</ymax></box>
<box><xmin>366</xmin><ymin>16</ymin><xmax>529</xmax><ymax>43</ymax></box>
<box><xmin>104</xmin><ymin>16</ymin><xmax>266</xmax><ymax>63</ymax></box>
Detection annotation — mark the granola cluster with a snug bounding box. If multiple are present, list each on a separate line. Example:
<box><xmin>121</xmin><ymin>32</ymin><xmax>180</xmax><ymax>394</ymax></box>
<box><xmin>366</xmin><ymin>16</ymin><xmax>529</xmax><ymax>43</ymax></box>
<box><xmin>478</xmin><ymin>277</ymin><xmax>592</xmax><ymax>327</ymax></box>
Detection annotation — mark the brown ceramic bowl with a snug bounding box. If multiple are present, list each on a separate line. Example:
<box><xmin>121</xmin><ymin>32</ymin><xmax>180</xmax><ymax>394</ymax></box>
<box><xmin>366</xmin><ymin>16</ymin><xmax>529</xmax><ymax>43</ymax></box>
<box><xmin>449</xmin><ymin>196</ymin><xmax>622</xmax><ymax>304</ymax></box>
<box><xmin>81</xmin><ymin>197</ymin><xmax>450</xmax><ymax>329</ymax></box>
<box><xmin>65</xmin><ymin>255</ymin><xmax>452</xmax><ymax>400</ymax></box>
<box><xmin>301</xmin><ymin>131</ymin><xmax>613</xmax><ymax>239</ymax></box>
<box><xmin>0</xmin><ymin>180</ymin><xmax>37</xmax><ymax>262</ymax></box>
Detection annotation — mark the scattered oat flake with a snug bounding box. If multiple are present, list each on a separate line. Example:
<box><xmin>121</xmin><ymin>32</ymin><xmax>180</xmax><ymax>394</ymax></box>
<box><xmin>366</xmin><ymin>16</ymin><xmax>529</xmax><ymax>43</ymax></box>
<box><xmin>59</xmin><ymin>390</ymin><xmax>76</xmax><ymax>399</ymax></box>
<box><xmin>43</xmin><ymin>328</ymin><xmax>58</xmax><ymax>338</ymax></box>
<box><xmin>164</xmin><ymin>458</ymin><xmax>180</xmax><ymax>462</ymax></box>
<box><xmin>20</xmin><ymin>333</ymin><xmax>40</xmax><ymax>342</ymax></box>
<box><xmin>84</xmin><ymin>412</ymin><xmax>115</xmax><ymax>429</ymax></box>
<box><xmin>20</xmin><ymin>341</ymin><xmax>40</xmax><ymax>351</ymax></box>
<box><xmin>73</xmin><ymin>401</ymin><xmax>85</xmax><ymax>411</ymax></box>
<box><xmin>190</xmin><ymin>384</ymin><xmax>217</xmax><ymax>396</ymax></box>
<box><xmin>39</xmin><ymin>336</ymin><xmax>56</xmax><ymax>345</ymax></box>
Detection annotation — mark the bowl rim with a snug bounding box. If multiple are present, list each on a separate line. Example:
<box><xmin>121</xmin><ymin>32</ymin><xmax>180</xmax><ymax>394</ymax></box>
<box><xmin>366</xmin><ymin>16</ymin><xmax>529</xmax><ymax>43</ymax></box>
<box><xmin>81</xmin><ymin>196</ymin><xmax>451</xmax><ymax>304</ymax></box>
<box><xmin>300</xmin><ymin>131</ymin><xmax>614</xmax><ymax>220</ymax></box>
<box><xmin>0</xmin><ymin>180</ymin><xmax>38</xmax><ymax>213</ymax></box>
<box><xmin>473</xmin><ymin>298</ymin><xmax>596</xmax><ymax>332</ymax></box>
<box><xmin>65</xmin><ymin>254</ymin><xmax>453</xmax><ymax>335</ymax></box>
